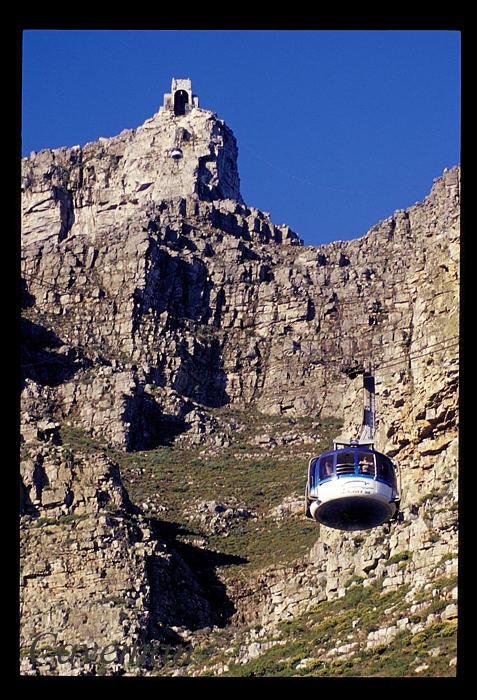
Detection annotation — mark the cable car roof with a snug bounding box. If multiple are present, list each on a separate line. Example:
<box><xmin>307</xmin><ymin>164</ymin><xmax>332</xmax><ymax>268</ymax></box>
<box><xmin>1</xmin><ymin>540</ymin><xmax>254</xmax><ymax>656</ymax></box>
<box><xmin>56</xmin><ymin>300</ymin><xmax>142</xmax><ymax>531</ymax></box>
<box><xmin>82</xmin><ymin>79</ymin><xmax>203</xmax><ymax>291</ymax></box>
<box><xmin>334</xmin><ymin>437</ymin><xmax>375</xmax><ymax>450</ymax></box>
<box><xmin>311</xmin><ymin>444</ymin><xmax>389</xmax><ymax>459</ymax></box>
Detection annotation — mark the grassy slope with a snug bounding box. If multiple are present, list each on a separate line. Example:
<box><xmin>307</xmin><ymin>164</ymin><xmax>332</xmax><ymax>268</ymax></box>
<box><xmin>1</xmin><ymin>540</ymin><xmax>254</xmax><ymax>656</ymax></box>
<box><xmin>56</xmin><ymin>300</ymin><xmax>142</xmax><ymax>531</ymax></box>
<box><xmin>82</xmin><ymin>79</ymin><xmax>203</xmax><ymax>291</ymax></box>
<box><xmin>59</xmin><ymin>409</ymin><xmax>457</xmax><ymax>677</ymax></box>
<box><xmin>61</xmin><ymin>409</ymin><xmax>332</xmax><ymax>572</ymax></box>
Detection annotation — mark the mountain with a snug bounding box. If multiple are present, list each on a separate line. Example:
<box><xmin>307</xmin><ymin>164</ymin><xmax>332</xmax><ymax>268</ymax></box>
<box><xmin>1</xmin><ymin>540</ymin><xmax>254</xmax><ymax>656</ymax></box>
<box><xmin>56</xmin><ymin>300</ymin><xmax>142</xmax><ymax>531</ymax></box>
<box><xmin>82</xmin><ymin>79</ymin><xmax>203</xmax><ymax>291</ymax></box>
<box><xmin>20</xmin><ymin>79</ymin><xmax>459</xmax><ymax>676</ymax></box>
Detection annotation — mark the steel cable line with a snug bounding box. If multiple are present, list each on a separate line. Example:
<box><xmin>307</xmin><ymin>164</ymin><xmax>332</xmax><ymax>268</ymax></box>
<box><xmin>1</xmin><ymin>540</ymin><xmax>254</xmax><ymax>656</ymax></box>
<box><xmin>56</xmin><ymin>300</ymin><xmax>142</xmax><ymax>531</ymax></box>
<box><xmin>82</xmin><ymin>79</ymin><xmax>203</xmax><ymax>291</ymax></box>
<box><xmin>21</xmin><ymin>332</ymin><xmax>459</xmax><ymax>376</ymax></box>
<box><xmin>21</xmin><ymin>273</ymin><xmax>459</xmax><ymax>371</ymax></box>
<box><xmin>373</xmin><ymin>339</ymin><xmax>459</xmax><ymax>373</ymax></box>
<box><xmin>305</xmin><ymin>339</ymin><xmax>459</xmax><ymax>378</ymax></box>
<box><xmin>21</xmin><ymin>270</ymin><xmax>458</xmax><ymax>326</ymax></box>
<box><xmin>21</xmin><ymin>297</ymin><xmax>455</xmax><ymax>364</ymax></box>
<box><xmin>311</xmin><ymin>335</ymin><xmax>459</xmax><ymax>368</ymax></box>
<box><xmin>240</xmin><ymin>142</ymin><xmax>382</xmax><ymax>198</ymax></box>
<box><xmin>21</xmin><ymin>271</ymin><xmax>114</xmax><ymax>301</ymax></box>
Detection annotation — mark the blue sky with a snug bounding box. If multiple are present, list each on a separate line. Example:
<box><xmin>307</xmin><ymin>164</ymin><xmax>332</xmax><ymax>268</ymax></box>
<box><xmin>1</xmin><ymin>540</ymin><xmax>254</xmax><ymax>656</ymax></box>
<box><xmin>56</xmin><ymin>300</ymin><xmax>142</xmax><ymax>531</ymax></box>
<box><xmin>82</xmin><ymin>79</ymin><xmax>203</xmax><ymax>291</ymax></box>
<box><xmin>22</xmin><ymin>29</ymin><xmax>460</xmax><ymax>246</ymax></box>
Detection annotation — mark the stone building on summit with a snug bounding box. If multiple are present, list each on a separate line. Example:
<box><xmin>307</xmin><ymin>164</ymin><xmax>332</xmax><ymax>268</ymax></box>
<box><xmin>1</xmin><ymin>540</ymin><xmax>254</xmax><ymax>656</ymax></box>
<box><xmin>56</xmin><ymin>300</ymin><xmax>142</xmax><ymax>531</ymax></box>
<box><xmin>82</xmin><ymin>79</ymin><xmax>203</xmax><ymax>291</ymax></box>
<box><xmin>161</xmin><ymin>78</ymin><xmax>199</xmax><ymax>116</ymax></box>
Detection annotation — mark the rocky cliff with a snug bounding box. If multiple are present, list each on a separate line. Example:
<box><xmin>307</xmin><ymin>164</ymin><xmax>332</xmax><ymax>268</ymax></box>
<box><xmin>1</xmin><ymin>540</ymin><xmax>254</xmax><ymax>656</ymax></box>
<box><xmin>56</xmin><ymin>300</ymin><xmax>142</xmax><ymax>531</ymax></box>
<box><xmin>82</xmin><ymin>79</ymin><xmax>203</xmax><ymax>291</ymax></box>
<box><xmin>20</xmin><ymin>81</ymin><xmax>459</xmax><ymax>676</ymax></box>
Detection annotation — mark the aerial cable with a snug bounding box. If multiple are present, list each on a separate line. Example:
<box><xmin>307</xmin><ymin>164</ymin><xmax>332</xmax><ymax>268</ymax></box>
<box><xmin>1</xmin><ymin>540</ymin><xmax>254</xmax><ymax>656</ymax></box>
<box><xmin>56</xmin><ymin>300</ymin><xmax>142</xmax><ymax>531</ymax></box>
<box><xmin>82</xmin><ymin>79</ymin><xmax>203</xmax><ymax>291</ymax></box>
<box><xmin>20</xmin><ymin>336</ymin><xmax>459</xmax><ymax>373</ymax></box>
<box><xmin>314</xmin><ymin>336</ymin><xmax>459</xmax><ymax>370</ymax></box>
<box><xmin>21</xmin><ymin>273</ymin><xmax>459</xmax><ymax>371</ymax></box>
<box><xmin>22</xmin><ymin>273</ymin><xmax>453</xmax><ymax>347</ymax></box>
<box><xmin>22</xmin><ymin>272</ymin><xmax>458</xmax><ymax>310</ymax></box>
<box><xmin>22</xmin><ymin>288</ymin><xmax>459</xmax><ymax>368</ymax></box>
<box><xmin>240</xmin><ymin>142</ymin><xmax>381</xmax><ymax>198</ymax></box>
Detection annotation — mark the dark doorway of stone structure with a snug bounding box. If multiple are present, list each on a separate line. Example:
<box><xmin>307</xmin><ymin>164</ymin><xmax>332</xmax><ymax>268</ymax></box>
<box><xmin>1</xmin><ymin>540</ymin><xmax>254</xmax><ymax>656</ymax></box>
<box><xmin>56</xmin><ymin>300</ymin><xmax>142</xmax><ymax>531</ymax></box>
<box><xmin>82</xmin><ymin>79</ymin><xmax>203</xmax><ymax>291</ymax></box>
<box><xmin>174</xmin><ymin>90</ymin><xmax>188</xmax><ymax>116</ymax></box>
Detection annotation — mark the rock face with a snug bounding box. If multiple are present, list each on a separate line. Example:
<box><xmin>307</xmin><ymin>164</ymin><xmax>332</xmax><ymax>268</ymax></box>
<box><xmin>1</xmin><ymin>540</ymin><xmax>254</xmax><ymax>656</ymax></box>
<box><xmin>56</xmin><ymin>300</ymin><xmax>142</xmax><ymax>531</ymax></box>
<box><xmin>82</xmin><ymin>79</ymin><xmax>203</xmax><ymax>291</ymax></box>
<box><xmin>19</xmin><ymin>433</ymin><xmax>231</xmax><ymax>674</ymax></box>
<box><xmin>20</xmin><ymin>79</ymin><xmax>459</xmax><ymax>676</ymax></box>
<box><xmin>21</xmin><ymin>133</ymin><xmax>458</xmax><ymax>452</ymax></box>
<box><xmin>22</xmin><ymin>82</ymin><xmax>242</xmax><ymax>248</ymax></box>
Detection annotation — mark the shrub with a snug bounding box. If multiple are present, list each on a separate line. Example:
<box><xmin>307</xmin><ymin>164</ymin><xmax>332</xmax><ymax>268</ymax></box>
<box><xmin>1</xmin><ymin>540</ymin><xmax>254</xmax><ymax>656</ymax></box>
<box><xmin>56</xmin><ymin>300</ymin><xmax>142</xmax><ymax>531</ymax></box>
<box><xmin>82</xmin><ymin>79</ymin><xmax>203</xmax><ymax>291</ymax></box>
<box><xmin>385</xmin><ymin>551</ymin><xmax>412</xmax><ymax>567</ymax></box>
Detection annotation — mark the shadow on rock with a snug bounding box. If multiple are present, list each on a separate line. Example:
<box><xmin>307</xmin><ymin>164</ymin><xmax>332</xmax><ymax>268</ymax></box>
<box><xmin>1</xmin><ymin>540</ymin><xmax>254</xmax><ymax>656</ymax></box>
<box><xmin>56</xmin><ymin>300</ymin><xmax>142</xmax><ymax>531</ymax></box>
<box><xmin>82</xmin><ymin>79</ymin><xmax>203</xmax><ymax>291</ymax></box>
<box><xmin>21</xmin><ymin>317</ymin><xmax>91</xmax><ymax>387</ymax></box>
<box><xmin>146</xmin><ymin>518</ymin><xmax>247</xmax><ymax>641</ymax></box>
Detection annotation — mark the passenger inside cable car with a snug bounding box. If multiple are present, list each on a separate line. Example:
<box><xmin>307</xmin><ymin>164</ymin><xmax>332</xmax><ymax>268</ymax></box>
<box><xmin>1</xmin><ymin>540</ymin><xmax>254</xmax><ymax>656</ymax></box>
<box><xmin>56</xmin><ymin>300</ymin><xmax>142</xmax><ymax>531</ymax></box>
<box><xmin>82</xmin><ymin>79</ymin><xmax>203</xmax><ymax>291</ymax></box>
<box><xmin>376</xmin><ymin>454</ymin><xmax>396</xmax><ymax>487</ymax></box>
<box><xmin>305</xmin><ymin>445</ymin><xmax>400</xmax><ymax>530</ymax></box>
<box><xmin>310</xmin><ymin>449</ymin><xmax>396</xmax><ymax>488</ymax></box>
<box><xmin>358</xmin><ymin>453</ymin><xmax>375</xmax><ymax>475</ymax></box>
<box><xmin>309</xmin><ymin>456</ymin><xmax>333</xmax><ymax>490</ymax></box>
<box><xmin>320</xmin><ymin>457</ymin><xmax>333</xmax><ymax>479</ymax></box>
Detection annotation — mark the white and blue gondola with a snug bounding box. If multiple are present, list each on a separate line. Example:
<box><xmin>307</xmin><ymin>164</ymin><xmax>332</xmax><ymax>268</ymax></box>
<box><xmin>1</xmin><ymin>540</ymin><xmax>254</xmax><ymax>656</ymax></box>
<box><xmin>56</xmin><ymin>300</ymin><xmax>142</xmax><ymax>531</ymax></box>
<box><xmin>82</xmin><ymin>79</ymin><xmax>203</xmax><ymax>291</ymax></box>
<box><xmin>305</xmin><ymin>440</ymin><xmax>400</xmax><ymax>531</ymax></box>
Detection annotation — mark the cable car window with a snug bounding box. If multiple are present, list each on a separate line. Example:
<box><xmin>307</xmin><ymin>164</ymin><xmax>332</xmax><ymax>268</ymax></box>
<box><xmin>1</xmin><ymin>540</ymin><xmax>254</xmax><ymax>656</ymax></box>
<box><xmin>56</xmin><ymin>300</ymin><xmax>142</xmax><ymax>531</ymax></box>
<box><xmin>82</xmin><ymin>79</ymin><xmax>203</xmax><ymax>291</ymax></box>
<box><xmin>319</xmin><ymin>456</ymin><xmax>334</xmax><ymax>480</ymax></box>
<box><xmin>376</xmin><ymin>456</ymin><xmax>394</xmax><ymax>485</ymax></box>
<box><xmin>309</xmin><ymin>458</ymin><xmax>319</xmax><ymax>488</ymax></box>
<box><xmin>336</xmin><ymin>451</ymin><xmax>355</xmax><ymax>475</ymax></box>
<box><xmin>358</xmin><ymin>452</ymin><xmax>375</xmax><ymax>476</ymax></box>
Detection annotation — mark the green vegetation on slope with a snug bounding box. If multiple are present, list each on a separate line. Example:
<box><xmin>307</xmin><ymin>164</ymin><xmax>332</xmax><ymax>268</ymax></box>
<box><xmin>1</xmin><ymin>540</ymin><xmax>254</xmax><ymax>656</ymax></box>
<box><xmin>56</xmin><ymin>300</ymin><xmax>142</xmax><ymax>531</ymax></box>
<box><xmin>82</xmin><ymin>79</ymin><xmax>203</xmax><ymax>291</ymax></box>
<box><xmin>59</xmin><ymin>410</ymin><xmax>457</xmax><ymax>677</ymax></box>
<box><xmin>60</xmin><ymin>411</ymin><xmax>342</xmax><ymax>573</ymax></box>
<box><xmin>190</xmin><ymin>577</ymin><xmax>457</xmax><ymax>678</ymax></box>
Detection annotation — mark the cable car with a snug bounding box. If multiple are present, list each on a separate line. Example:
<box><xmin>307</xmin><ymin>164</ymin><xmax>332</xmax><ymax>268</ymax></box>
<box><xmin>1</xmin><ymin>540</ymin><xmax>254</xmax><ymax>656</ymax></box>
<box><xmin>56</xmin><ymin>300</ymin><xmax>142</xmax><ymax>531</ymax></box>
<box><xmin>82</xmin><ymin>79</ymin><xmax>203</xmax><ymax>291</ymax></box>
<box><xmin>170</xmin><ymin>147</ymin><xmax>183</xmax><ymax>160</ymax></box>
<box><xmin>305</xmin><ymin>440</ymin><xmax>400</xmax><ymax>531</ymax></box>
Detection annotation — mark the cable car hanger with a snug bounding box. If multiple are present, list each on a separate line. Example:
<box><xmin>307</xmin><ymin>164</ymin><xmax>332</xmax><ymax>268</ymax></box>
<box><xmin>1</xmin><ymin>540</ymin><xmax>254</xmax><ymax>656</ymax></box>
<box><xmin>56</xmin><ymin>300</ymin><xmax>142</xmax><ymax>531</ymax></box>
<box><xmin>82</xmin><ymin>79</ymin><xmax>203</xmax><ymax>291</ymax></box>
<box><xmin>305</xmin><ymin>366</ymin><xmax>401</xmax><ymax>531</ymax></box>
